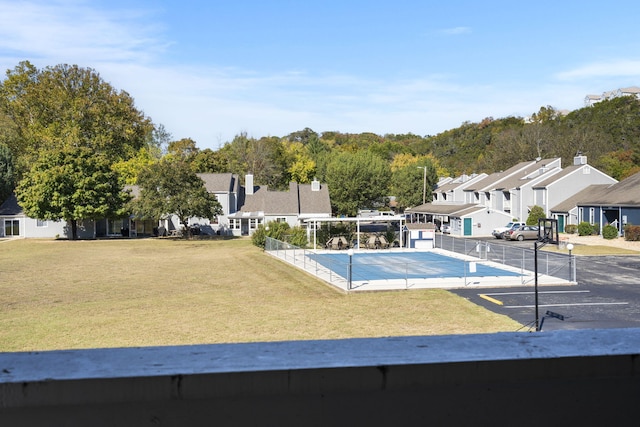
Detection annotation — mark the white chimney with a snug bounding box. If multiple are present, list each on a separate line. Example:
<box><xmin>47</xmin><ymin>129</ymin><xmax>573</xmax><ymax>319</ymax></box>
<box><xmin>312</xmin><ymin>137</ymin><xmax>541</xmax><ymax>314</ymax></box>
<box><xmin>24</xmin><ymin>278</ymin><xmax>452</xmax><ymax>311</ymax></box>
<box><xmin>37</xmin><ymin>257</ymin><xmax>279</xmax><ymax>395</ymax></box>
<box><xmin>245</xmin><ymin>173</ymin><xmax>254</xmax><ymax>195</ymax></box>
<box><xmin>574</xmin><ymin>154</ymin><xmax>587</xmax><ymax>165</ymax></box>
<box><xmin>311</xmin><ymin>178</ymin><xmax>320</xmax><ymax>191</ymax></box>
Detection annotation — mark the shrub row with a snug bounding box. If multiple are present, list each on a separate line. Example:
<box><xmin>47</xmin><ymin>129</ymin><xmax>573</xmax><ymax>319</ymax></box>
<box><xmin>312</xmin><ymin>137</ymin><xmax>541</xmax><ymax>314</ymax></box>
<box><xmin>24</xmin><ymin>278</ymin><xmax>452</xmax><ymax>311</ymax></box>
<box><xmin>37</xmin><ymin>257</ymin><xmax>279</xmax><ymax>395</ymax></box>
<box><xmin>564</xmin><ymin>224</ymin><xmax>578</xmax><ymax>234</ymax></box>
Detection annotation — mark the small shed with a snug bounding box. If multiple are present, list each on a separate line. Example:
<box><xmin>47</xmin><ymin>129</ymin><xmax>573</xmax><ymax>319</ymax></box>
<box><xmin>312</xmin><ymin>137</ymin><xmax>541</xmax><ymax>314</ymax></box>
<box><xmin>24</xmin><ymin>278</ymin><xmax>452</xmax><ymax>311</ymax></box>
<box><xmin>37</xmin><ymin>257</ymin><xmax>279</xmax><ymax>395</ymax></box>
<box><xmin>404</xmin><ymin>223</ymin><xmax>437</xmax><ymax>249</ymax></box>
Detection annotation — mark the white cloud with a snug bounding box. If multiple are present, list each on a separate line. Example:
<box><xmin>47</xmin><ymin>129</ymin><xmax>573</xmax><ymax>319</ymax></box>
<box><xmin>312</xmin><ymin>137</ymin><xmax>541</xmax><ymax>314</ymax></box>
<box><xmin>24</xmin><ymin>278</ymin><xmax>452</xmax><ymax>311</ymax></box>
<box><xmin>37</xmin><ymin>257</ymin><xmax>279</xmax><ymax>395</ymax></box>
<box><xmin>0</xmin><ymin>1</ymin><xmax>599</xmax><ymax>149</ymax></box>
<box><xmin>556</xmin><ymin>60</ymin><xmax>640</xmax><ymax>80</ymax></box>
<box><xmin>0</xmin><ymin>0</ymin><xmax>167</xmax><ymax>65</ymax></box>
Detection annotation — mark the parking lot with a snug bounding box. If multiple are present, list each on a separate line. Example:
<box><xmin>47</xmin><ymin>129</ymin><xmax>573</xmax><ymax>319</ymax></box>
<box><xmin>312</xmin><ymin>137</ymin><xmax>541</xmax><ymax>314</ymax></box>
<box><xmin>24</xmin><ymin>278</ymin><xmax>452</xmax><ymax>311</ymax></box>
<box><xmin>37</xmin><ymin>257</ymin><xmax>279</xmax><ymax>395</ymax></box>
<box><xmin>451</xmin><ymin>250</ymin><xmax>640</xmax><ymax>331</ymax></box>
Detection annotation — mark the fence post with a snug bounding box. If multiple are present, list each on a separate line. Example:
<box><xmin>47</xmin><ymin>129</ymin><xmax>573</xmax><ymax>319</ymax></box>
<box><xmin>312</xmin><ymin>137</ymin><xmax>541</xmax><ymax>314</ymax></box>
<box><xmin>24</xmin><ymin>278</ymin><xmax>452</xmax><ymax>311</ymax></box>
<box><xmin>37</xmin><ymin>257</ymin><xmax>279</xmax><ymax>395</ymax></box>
<box><xmin>405</xmin><ymin>263</ymin><xmax>408</xmax><ymax>289</ymax></box>
<box><xmin>546</xmin><ymin>253</ymin><xmax>549</xmax><ymax>276</ymax></box>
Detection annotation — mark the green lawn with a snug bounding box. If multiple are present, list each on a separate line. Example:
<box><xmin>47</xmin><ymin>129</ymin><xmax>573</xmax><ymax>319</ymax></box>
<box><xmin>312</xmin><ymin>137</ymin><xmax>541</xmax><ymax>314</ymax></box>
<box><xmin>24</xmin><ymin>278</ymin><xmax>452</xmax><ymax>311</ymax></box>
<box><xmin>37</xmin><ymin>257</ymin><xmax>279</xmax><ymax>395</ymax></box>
<box><xmin>0</xmin><ymin>238</ymin><xmax>522</xmax><ymax>352</ymax></box>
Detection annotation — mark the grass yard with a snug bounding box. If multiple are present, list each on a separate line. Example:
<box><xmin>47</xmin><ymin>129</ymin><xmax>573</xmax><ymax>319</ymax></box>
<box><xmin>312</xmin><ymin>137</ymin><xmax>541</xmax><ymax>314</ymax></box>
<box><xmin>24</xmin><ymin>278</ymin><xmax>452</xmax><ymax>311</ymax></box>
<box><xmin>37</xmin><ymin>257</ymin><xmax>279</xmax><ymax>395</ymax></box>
<box><xmin>0</xmin><ymin>238</ymin><xmax>522</xmax><ymax>352</ymax></box>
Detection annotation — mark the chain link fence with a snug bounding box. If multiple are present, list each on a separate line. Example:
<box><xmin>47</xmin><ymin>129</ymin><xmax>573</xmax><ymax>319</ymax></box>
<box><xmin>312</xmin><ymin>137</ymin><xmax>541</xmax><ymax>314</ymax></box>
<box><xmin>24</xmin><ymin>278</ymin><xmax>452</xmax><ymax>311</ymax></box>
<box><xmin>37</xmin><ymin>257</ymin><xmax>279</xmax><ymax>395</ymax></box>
<box><xmin>434</xmin><ymin>233</ymin><xmax>575</xmax><ymax>283</ymax></box>
<box><xmin>266</xmin><ymin>236</ymin><xmax>575</xmax><ymax>291</ymax></box>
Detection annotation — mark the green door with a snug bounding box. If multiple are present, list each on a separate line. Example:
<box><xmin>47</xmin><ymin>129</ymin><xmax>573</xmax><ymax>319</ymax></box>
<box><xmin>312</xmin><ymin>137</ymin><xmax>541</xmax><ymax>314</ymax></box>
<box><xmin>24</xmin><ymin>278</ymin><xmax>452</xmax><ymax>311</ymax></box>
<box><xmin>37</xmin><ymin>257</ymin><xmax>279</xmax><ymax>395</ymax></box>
<box><xmin>463</xmin><ymin>218</ymin><xmax>472</xmax><ymax>236</ymax></box>
<box><xmin>557</xmin><ymin>215</ymin><xmax>565</xmax><ymax>233</ymax></box>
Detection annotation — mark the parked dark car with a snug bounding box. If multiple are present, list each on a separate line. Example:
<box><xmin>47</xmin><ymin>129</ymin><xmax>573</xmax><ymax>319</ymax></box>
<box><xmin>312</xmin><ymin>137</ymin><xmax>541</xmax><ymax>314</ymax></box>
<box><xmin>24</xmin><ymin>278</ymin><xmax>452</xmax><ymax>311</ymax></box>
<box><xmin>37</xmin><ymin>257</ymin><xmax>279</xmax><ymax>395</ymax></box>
<box><xmin>505</xmin><ymin>225</ymin><xmax>539</xmax><ymax>241</ymax></box>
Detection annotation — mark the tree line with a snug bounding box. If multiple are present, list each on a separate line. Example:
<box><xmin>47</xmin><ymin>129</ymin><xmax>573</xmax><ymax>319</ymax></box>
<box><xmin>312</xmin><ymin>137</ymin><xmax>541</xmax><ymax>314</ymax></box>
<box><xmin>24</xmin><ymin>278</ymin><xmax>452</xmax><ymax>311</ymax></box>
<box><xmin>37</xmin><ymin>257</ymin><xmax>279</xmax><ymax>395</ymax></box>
<box><xmin>1</xmin><ymin>61</ymin><xmax>640</xmax><ymax>238</ymax></box>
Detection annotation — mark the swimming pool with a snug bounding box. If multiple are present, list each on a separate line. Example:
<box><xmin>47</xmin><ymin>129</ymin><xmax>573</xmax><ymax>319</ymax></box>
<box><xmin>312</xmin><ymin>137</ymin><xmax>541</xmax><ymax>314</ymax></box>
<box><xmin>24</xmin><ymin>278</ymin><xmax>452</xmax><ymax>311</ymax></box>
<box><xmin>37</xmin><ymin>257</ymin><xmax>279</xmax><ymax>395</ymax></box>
<box><xmin>307</xmin><ymin>250</ymin><xmax>521</xmax><ymax>282</ymax></box>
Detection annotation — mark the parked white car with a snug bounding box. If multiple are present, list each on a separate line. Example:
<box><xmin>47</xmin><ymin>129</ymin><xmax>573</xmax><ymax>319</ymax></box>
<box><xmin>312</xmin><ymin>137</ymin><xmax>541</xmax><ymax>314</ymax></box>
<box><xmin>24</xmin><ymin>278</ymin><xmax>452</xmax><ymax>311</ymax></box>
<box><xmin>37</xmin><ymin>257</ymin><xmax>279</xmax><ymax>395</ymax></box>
<box><xmin>491</xmin><ymin>221</ymin><xmax>525</xmax><ymax>239</ymax></box>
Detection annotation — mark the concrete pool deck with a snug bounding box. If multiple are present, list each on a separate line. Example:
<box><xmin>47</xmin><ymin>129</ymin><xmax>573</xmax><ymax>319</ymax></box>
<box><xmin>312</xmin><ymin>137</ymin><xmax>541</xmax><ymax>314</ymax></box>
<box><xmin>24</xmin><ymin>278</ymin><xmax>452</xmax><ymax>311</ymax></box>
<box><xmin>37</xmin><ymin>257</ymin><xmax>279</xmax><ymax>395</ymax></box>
<box><xmin>267</xmin><ymin>247</ymin><xmax>573</xmax><ymax>292</ymax></box>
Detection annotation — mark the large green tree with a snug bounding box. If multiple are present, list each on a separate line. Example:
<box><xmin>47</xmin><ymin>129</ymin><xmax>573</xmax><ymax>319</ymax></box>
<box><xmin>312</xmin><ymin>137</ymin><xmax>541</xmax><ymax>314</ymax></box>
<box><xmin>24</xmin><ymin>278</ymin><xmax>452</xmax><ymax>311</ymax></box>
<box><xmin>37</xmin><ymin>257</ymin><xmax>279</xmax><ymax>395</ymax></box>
<box><xmin>132</xmin><ymin>159</ymin><xmax>222</xmax><ymax>237</ymax></box>
<box><xmin>0</xmin><ymin>142</ymin><xmax>15</xmax><ymax>203</ymax></box>
<box><xmin>0</xmin><ymin>61</ymin><xmax>153</xmax><ymax>173</ymax></box>
<box><xmin>16</xmin><ymin>147</ymin><xmax>129</xmax><ymax>239</ymax></box>
<box><xmin>390</xmin><ymin>159</ymin><xmax>438</xmax><ymax>211</ymax></box>
<box><xmin>218</xmin><ymin>133</ymin><xmax>289</xmax><ymax>190</ymax></box>
<box><xmin>324</xmin><ymin>151</ymin><xmax>390</xmax><ymax>216</ymax></box>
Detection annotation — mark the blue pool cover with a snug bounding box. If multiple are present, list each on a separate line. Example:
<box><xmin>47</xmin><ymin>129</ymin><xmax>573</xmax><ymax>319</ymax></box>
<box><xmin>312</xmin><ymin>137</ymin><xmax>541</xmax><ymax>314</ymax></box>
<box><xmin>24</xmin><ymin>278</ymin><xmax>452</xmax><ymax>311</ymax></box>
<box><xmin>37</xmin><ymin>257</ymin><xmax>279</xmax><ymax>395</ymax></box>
<box><xmin>307</xmin><ymin>251</ymin><xmax>521</xmax><ymax>281</ymax></box>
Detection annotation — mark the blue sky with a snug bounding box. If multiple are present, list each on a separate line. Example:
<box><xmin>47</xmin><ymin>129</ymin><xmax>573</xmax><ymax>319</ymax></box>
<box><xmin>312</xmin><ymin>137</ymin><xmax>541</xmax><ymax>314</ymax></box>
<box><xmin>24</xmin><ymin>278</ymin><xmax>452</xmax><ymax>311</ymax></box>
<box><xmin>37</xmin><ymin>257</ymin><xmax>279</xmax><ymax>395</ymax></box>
<box><xmin>2</xmin><ymin>0</ymin><xmax>640</xmax><ymax>149</ymax></box>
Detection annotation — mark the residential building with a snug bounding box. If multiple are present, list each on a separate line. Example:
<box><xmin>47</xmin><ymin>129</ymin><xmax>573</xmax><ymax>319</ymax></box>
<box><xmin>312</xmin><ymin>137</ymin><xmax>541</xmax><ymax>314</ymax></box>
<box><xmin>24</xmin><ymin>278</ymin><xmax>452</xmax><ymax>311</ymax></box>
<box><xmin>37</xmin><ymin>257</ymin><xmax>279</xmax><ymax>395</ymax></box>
<box><xmin>406</xmin><ymin>156</ymin><xmax>618</xmax><ymax>237</ymax></box>
<box><xmin>461</xmin><ymin>158</ymin><xmax>559</xmax><ymax>209</ymax></box>
<box><xmin>549</xmin><ymin>184</ymin><xmax>610</xmax><ymax>232</ymax></box>
<box><xmin>1</xmin><ymin>173</ymin><xmax>332</xmax><ymax>239</ymax></box>
<box><xmin>575</xmin><ymin>172</ymin><xmax>640</xmax><ymax>236</ymax></box>
<box><xmin>431</xmin><ymin>173</ymin><xmax>486</xmax><ymax>204</ymax></box>
<box><xmin>532</xmin><ymin>154</ymin><xmax>617</xmax><ymax>222</ymax></box>
<box><xmin>584</xmin><ymin>85</ymin><xmax>640</xmax><ymax>106</ymax></box>
<box><xmin>226</xmin><ymin>175</ymin><xmax>331</xmax><ymax>236</ymax></box>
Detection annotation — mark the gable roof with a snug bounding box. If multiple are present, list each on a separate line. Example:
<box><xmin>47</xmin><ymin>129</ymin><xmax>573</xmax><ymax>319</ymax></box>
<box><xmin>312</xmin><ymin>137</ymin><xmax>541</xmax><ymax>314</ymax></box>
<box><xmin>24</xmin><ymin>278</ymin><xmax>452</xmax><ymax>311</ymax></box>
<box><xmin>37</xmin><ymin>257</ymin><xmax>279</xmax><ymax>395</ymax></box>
<box><xmin>238</xmin><ymin>181</ymin><xmax>331</xmax><ymax>216</ymax></box>
<box><xmin>532</xmin><ymin>164</ymin><xmax>582</xmax><ymax>188</ymax></box>
<box><xmin>491</xmin><ymin>160</ymin><xmax>560</xmax><ymax>191</ymax></box>
<box><xmin>197</xmin><ymin>173</ymin><xmax>238</xmax><ymax>193</ymax></box>
<box><xmin>433</xmin><ymin>173</ymin><xmax>487</xmax><ymax>194</ymax></box>
<box><xmin>298</xmin><ymin>182</ymin><xmax>332</xmax><ymax>214</ymax></box>
<box><xmin>532</xmin><ymin>164</ymin><xmax>617</xmax><ymax>189</ymax></box>
<box><xmin>576</xmin><ymin>172</ymin><xmax>640</xmax><ymax>207</ymax></box>
<box><xmin>463</xmin><ymin>160</ymin><xmax>538</xmax><ymax>191</ymax></box>
<box><xmin>0</xmin><ymin>194</ymin><xmax>22</xmax><ymax>216</ymax></box>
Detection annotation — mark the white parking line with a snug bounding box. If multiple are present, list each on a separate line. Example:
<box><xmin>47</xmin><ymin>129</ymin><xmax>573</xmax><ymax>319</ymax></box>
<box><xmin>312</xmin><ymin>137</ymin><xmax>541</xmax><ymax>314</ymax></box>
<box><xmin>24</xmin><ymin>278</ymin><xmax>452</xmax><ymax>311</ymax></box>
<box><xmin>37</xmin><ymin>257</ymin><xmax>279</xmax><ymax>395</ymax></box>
<box><xmin>483</xmin><ymin>290</ymin><xmax>590</xmax><ymax>296</ymax></box>
<box><xmin>479</xmin><ymin>290</ymin><xmax>591</xmax><ymax>306</ymax></box>
<box><xmin>505</xmin><ymin>302</ymin><xmax>629</xmax><ymax>309</ymax></box>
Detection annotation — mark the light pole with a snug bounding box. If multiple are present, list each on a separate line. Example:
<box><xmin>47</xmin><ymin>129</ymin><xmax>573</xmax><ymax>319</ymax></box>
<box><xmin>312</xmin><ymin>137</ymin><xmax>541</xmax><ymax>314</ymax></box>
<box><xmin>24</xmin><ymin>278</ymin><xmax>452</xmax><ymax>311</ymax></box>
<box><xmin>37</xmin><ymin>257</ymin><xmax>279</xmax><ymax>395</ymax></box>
<box><xmin>567</xmin><ymin>243</ymin><xmax>574</xmax><ymax>282</ymax></box>
<box><xmin>347</xmin><ymin>248</ymin><xmax>354</xmax><ymax>290</ymax></box>
<box><xmin>417</xmin><ymin>166</ymin><xmax>427</xmax><ymax>205</ymax></box>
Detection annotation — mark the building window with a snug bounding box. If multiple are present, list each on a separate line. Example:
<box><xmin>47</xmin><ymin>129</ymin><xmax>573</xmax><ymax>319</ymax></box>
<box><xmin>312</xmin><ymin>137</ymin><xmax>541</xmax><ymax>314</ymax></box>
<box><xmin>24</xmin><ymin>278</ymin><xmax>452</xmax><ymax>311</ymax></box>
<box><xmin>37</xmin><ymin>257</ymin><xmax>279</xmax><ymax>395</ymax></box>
<box><xmin>36</xmin><ymin>219</ymin><xmax>48</xmax><ymax>227</ymax></box>
<box><xmin>4</xmin><ymin>219</ymin><xmax>19</xmax><ymax>236</ymax></box>
<box><xmin>589</xmin><ymin>208</ymin><xmax>595</xmax><ymax>224</ymax></box>
<box><xmin>275</xmin><ymin>217</ymin><xmax>287</xmax><ymax>223</ymax></box>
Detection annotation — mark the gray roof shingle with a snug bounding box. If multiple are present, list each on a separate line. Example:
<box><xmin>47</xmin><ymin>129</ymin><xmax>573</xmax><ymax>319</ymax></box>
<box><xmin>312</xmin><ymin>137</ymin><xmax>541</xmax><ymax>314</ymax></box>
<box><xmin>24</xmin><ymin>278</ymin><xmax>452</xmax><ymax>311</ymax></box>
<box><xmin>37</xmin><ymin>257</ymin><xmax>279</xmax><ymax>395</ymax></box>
<box><xmin>197</xmin><ymin>173</ymin><xmax>238</xmax><ymax>193</ymax></box>
<box><xmin>0</xmin><ymin>194</ymin><xmax>22</xmax><ymax>216</ymax></box>
<box><xmin>576</xmin><ymin>172</ymin><xmax>640</xmax><ymax>206</ymax></box>
<box><xmin>239</xmin><ymin>181</ymin><xmax>331</xmax><ymax>216</ymax></box>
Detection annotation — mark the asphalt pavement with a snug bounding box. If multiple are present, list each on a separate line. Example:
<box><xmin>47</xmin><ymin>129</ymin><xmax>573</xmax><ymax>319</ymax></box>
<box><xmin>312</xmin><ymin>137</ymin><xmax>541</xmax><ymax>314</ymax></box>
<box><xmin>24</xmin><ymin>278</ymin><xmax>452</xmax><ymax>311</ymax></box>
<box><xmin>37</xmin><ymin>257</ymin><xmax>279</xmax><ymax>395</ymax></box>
<box><xmin>451</xmin><ymin>253</ymin><xmax>640</xmax><ymax>331</ymax></box>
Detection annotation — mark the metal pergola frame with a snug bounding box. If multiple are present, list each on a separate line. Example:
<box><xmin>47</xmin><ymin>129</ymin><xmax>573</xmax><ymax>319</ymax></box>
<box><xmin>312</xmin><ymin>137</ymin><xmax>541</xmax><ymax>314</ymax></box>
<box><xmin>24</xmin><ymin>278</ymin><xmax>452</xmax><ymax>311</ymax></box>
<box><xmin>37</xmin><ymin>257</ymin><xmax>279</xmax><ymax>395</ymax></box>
<box><xmin>304</xmin><ymin>216</ymin><xmax>406</xmax><ymax>249</ymax></box>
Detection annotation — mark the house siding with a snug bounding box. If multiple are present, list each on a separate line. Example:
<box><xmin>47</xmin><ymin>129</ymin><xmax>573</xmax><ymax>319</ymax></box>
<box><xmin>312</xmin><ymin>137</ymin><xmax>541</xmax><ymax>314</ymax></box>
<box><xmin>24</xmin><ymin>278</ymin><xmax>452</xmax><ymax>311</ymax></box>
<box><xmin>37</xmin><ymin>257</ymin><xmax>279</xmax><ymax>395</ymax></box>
<box><xmin>535</xmin><ymin>166</ymin><xmax>617</xmax><ymax>217</ymax></box>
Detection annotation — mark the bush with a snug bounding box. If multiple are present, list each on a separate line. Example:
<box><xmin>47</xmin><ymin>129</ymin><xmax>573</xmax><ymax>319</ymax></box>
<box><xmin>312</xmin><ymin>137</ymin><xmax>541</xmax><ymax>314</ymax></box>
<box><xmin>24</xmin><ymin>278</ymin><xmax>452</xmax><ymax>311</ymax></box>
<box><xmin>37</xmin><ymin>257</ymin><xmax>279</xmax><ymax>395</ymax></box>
<box><xmin>564</xmin><ymin>224</ymin><xmax>578</xmax><ymax>234</ymax></box>
<box><xmin>526</xmin><ymin>205</ymin><xmax>546</xmax><ymax>226</ymax></box>
<box><xmin>384</xmin><ymin>225</ymin><xmax>396</xmax><ymax>245</ymax></box>
<box><xmin>577</xmin><ymin>221</ymin><xmax>594</xmax><ymax>236</ymax></box>
<box><xmin>602</xmin><ymin>224</ymin><xmax>619</xmax><ymax>239</ymax></box>
<box><xmin>287</xmin><ymin>226</ymin><xmax>309</xmax><ymax>248</ymax></box>
<box><xmin>251</xmin><ymin>221</ymin><xmax>291</xmax><ymax>248</ymax></box>
<box><xmin>592</xmin><ymin>223</ymin><xmax>600</xmax><ymax>235</ymax></box>
<box><xmin>624</xmin><ymin>224</ymin><xmax>640</xmax><ymax>241</ymax></box>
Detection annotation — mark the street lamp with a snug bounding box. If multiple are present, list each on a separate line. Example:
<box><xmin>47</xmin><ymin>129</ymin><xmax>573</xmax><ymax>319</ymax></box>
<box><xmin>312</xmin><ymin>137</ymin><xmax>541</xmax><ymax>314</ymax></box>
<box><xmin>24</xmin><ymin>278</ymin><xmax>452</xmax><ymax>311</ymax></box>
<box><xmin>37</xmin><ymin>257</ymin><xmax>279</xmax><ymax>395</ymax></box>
<box><xmin>417</xmin><ymin>166</ymin><xmax>427</xmax><ymax>205</ymax></box>
<box><xmin>347</xmin><ymin>248</ymin><xmax>354</xmax><ymax>290</ymax></box>
<box><xmin>567</xmin><ymin>243</ymin><xmax>574</xmax><ymax>282</ymax></box>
